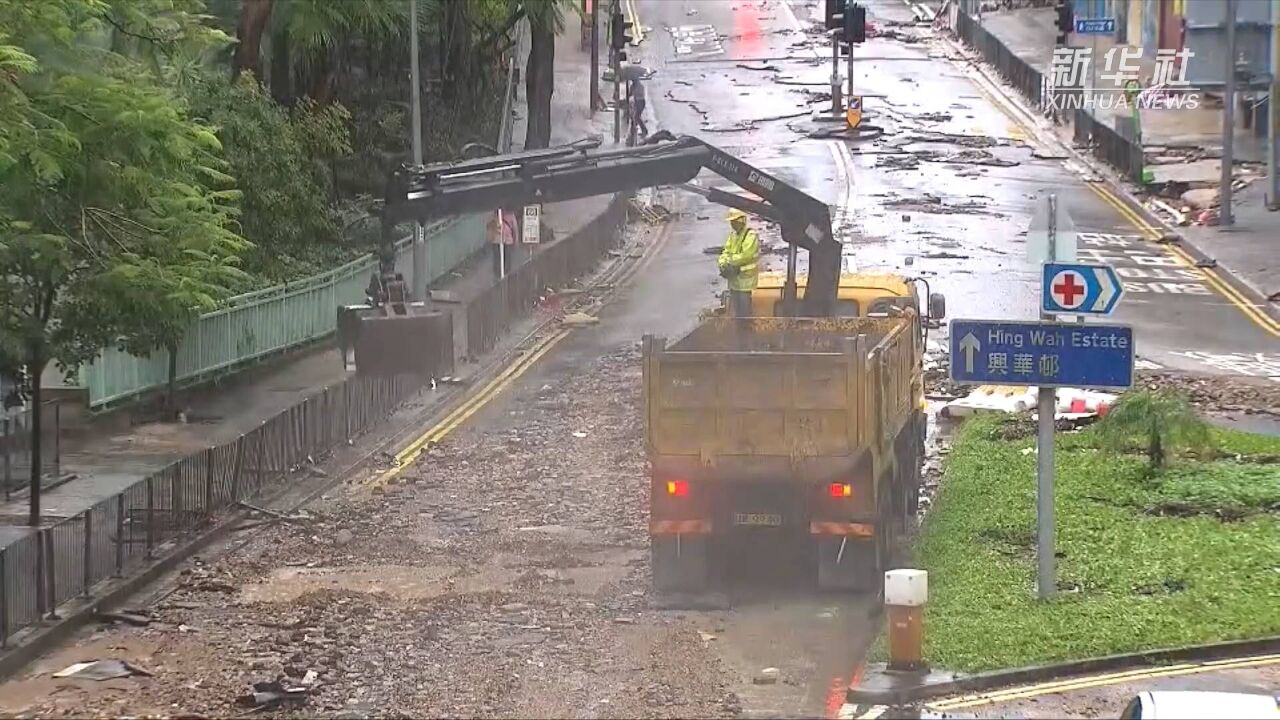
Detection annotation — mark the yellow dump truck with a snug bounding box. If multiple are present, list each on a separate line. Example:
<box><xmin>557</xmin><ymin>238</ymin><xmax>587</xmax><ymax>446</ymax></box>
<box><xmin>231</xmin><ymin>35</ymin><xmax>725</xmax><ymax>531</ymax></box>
<box><xmin>643</xmin><ymin>272</ymin><xmax>945</xmax><ymax>591</ymax></box>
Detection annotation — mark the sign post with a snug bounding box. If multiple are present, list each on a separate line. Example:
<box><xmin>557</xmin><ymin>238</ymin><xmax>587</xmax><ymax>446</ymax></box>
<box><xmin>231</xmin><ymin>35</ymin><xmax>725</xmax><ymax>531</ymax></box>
<box><xmin>953</xmin><ymin>195</ymin><xmax>1133</xmax><ymax>600</ymax></box>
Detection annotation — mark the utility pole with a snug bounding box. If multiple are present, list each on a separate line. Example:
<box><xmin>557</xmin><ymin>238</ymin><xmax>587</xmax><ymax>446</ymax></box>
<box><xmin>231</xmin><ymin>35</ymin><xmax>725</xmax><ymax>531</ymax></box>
<box><xmin>409</xmin><ymin>0</ymin><xmax>427</xmax><ymax>300</ymax></box>
<box><xmin>590</xmin><ymin>0</ymin><xmax>600</xmax><ymax>112</ymax></box>
<box><xmin>1037</xmin><ymin>194</ymin><xmax>1059</xmax><ymax>600</ymax></box>
<box><xmin>1269</xmin><ymin>0</ymin><xmax>1279</xmax><ymax>209</ymax></box>
<box><xmin>1221</xmin><ymin>0</ymin><xmax>1237</xmax><ymax>227</ymax></box>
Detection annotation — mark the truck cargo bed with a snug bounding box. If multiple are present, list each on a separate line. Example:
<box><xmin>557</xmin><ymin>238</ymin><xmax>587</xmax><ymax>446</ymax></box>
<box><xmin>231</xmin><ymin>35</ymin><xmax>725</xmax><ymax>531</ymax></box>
<box><xmin>644</xmin><ymin>317</ymin><xmax>917</xmax><ymax>484</ymax></box>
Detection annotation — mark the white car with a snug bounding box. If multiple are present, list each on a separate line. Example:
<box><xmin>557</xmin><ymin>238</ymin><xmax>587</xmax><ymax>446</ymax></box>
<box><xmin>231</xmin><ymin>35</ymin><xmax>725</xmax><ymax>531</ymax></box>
<box><xmin>1120</xmin><ymin>691</ymin><xmax>1279</xmax><ymax>719</ymax></box>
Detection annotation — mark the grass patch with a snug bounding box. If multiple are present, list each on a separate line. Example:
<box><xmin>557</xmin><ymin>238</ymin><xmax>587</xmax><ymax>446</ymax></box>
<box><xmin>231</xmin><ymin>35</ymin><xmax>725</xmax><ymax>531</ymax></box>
<box><xmin>914</xmin><ymin>415</ymin><xmax>1280</xmax><ymax>673</ymax></box>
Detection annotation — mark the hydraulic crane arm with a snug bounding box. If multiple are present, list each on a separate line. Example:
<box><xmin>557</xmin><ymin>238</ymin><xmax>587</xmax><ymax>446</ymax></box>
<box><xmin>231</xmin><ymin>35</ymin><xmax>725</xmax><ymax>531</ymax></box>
<box><xmin>379</xmin><ymin>135</ymin><xmax>842</xmax><ymax>316</ymax></box>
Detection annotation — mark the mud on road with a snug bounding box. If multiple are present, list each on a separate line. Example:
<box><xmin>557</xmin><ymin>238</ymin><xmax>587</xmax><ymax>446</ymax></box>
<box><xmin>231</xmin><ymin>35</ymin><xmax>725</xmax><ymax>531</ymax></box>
<box><xmin>3</xmin><ymin>340</ymin><xmax>872</xmax><ymax>720</ymax></box>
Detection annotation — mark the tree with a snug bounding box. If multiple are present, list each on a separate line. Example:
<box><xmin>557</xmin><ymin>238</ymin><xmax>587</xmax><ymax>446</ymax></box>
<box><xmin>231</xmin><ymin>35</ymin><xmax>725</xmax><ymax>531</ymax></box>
<box><xmin>0</xmin><ymin>0</ymin><xmax>248</xmax><ymax>524</ymax></box>
<box><xmin>1095</xmin><ymin>389</ymin><xmax>1214</xmax><ymax>469</ymax></box>
<box><xmin>232</xmin><ymin>0</ymin><xmax>274</xmax><ymax>80</ymax></box>
<box><xmin>522</xmin><ymin>0</ymin><xmax>568</xmax><ymax>150</ymax></box>
<box><xmin>182</xmin><ymin>73</ymin><xmax>350</xmax><ymax>280</ymax></box>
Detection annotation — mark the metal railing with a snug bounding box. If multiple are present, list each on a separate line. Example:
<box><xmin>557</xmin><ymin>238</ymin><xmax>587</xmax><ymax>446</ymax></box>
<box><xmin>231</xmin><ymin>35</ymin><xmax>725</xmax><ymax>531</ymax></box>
<box><xmin>0</xmin><ymin>370</ymin><xmax>424</xmax><ymax>648</ymax></box>
<box><xmin>465</xmin><ymin>195</ymin><xmax>629</xmax><ymax>358</ymax></box>
<box><xmin>75</xmin><ymin>216</ymin><xmax>487</xmax><ymax>409</ymax></box>
<box><xmin>1</xmin><ymin>404</ymin><xmax>61</xmax><ymax>500</ymax></box>
<box><xmin>955</xmin><ymin>10</ymin><xmax>1047</xmax><ymax>109</ymax></box>
<box><xmin>954</xmin><ymin>8</ymin><xmax>1145</xmax><ymax>183</ymax></box>
<box><xmin>1073</xmin><ymin>109</ymin><xmax>1146</xmax><ymax>183</ymax></box>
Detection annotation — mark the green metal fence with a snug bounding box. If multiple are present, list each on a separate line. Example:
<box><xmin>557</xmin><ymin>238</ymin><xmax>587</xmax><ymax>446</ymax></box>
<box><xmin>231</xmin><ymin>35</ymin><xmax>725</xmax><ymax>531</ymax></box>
<box><xmin>77</xmin><ymin>215</ymin><xmax>487</xmax><ymax>408</ymax></box>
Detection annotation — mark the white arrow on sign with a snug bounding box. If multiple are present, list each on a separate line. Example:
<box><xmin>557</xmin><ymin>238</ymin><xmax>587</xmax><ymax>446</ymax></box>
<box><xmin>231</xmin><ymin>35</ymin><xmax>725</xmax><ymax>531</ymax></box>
<box><xmin>1090</xmin><ymin>265</ymin><xmax>1119</xmax><ymax>313</ymax></box>
<box><xmin>959</xmin><ymin>333</ymin><xmax>981</xmax><ymax>373</ymax></box>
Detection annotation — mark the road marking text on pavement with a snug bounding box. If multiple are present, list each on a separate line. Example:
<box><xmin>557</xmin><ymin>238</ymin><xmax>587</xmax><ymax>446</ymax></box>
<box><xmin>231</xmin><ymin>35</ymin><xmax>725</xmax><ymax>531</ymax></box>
<box><xmin>670</xmin><ymin>25</ymin><xmax>724</xmax><ymax>58</ymax></box>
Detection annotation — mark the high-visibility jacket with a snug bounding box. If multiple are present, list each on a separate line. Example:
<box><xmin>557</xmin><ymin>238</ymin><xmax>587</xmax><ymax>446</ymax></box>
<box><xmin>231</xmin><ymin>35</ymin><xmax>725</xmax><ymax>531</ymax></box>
<box><xmin>718</xmin><ymin>226</ymin><xmax>759</xmax><ymax>292</ymax></box>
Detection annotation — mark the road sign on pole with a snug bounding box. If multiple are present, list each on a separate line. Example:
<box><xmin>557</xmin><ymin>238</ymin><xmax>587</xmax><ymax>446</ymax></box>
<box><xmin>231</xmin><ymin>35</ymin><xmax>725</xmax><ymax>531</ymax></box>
<box><xmin>1074</xmin><ymin>17</ymin><xmax>1116</xmax><ymax>34</ymax></box>
<box><xmin>522</xmin><ymin>205</ymin><xmax>541</xmax><ymax>244</ymax></box>
<box><xmin>1042</xmin><ymin>263</ymin><xmax>1124</xmax><ymax>315</ymax></box>
<box><xmin>948</xmin><ymin>319</ymin><xmax>1135</xmax><ymax>389</ymax></box>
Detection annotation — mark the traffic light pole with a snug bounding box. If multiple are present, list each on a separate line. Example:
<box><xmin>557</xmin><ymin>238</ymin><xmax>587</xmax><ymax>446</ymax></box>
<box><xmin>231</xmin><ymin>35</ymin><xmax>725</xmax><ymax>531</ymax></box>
<box><xmin>610</xmin><ymin>0</ymin><xmax>622</xmax><ymax>144</ymax></box>
<box><xmin>590</xmin><ymin>0</ymin><xmax>600</xmax><ymax>112</ymax></box>
<box><xmin>830</xmin><ymin>31</ymin><xmax>843</xmax><ymax>114</ymax></box>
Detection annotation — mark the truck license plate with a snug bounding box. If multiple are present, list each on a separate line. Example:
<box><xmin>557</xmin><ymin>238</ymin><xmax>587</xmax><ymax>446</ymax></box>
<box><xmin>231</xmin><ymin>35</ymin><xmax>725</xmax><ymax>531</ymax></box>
<box><xmin>733</xmin><ymin>513</ymin><xmax>782</xmax><ymax>527</ymax></box>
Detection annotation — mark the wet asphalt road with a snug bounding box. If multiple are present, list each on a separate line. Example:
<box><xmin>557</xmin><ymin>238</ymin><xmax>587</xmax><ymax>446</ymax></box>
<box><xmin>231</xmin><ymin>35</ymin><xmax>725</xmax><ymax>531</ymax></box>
<box><xmin>632</xmin><ymin>0</ymin><xmax>1278</xmax><ymax>381</ymax></box>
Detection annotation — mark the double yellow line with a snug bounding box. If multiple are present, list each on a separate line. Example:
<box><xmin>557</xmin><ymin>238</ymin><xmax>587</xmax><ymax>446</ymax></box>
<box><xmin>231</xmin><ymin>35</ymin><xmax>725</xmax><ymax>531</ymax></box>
<box><xmin>366</xmin><ymin>216</ymin><xmax>678</xmax><ymax>489</ymax></box>
<box><xmin>929</xmin><ymin>653</ymin><xmax>1280</xmax><ymax>711</ymax></box>
<box><xmin>1086</xmin><ymin>181</ymin><xmax>1280</xmax><ymax>337</ymax></box>
<box><xmin>625</xmin><ymin>0</ymin><xmax>645</xmax><ymax>45</ymax></box>
<box><xmin>368</xmin><ymin>328</ymin><xmax>572</xmax><ymax>489</ymax></box>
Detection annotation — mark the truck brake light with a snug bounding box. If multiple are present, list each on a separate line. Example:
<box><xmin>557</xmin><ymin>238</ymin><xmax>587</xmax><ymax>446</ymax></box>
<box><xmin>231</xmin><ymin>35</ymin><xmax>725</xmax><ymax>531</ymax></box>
<box><xmin>829</xmin><ymin>483</ymin><xmax>852</xmax><ymax>498</ymax></box>
<box><xmin>666</xmin><ymin>480</ymin><xmax>689</xmax><ymax>497</ymax></box>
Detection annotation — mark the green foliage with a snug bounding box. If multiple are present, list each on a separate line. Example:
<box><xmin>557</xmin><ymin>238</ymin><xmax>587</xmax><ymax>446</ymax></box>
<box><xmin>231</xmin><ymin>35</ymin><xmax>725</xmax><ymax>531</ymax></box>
<box><xmin>181</xmin><ymin>72</ymin><xmax>352</xmax><ymax>282</ymax></box>
<box><xmin>0</xmin><ymin>0</ymin><xmax>247</xmax><ymax>380</ymax></box>
<box><xmin>1095</xmin><ymin>389</ymin><xmax>1214</xmax><ymax>468</ymax></box>
<box><xmin>912</xmin><ymin>415</ymin><xmax>1280</xmax><ymax>672</ymax></box>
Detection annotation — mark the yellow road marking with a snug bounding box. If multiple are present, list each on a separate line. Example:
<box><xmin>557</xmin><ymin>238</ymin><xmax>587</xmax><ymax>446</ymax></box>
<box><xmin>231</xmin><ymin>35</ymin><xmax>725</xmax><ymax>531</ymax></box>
<box><xmin>930</xmin><ymin>654</ymin><xmax>1280</xmax><ymax>710</ymax></box>
<box><xmin>1085</xmin><ymin>182</ymin><xmax>1280</xmax><ymax>336</ymax></box>
<box><xmin>958</xmin><ymin>51</ymin><xmax>1279</xmax><ymax>336</ymax></box>
<box><xmin>626</xmin><ymin>0</ymin><xmax>645</xmax><ymax>44</ymax></box>
<box><xmin>366</xmin><ymin>218</ymin><xmax>679</xmax><ymax>489</ymax></box>
<box><xmin>368</xmin><ymin>328</ymin><xmax>572</xmax><ymax>488</ymax></box>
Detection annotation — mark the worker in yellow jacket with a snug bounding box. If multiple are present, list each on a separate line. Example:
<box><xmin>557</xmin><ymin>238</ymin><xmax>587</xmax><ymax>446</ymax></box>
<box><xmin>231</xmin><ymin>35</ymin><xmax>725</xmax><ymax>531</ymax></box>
<box><xmin>718</xmin><ymin>208</ymin><xmax>760</xmax><ymax>317</ymax></box>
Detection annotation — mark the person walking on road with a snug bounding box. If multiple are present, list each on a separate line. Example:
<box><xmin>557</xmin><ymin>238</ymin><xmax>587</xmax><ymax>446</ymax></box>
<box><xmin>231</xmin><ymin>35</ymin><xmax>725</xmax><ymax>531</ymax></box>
<box><xmin>628</xmin><ymin>75</ymin><xmax>649</xmax><ymax>138</ymax></box>
<box><xmin>718</xmin><ymin>208</ymin><xmax>759</xmax><ymax>317</ymax></box>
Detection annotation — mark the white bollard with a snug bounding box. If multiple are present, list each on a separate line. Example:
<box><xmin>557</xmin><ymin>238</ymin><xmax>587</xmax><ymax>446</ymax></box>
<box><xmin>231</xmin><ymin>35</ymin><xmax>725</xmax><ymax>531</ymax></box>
<box><xmin>885</xmin><ymin>569</ymin><xmax>928</xmax><ymax>671</ymax></box>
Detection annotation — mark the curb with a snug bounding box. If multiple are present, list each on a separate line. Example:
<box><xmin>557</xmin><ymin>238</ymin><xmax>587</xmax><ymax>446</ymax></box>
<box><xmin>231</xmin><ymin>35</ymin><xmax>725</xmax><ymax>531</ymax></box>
<box><xmin>847</xmin><ymin>635</ymin><xmax>1280</xmax><ymax>706</ymax></box>
<box><xmin>0</xmin><ymin>193</ymin><xmax>641</xmax><ymax>683</ymax></box>
<box><xmin>941</xmin><ymin>19</ymin><xmax>1279</xmax><ymax>325</ymax></box>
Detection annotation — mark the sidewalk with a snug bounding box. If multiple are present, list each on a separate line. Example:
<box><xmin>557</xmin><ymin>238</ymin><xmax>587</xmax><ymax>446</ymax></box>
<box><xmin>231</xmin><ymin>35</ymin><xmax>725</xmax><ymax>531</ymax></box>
<box><xmin>965</xmin><ymin>7</ymin><xmax>1278</xmax><ymax>300</ymax></box>
<box><xmin>0</xmin><ymin>24</ymin><xmax>624</xmax><ymax>547</ymax></box>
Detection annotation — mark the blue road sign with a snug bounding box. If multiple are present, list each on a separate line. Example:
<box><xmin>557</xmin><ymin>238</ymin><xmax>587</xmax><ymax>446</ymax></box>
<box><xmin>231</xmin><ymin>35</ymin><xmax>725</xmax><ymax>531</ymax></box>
<box><xmin>1074</xmin><ymin>17</ymin><xmax>1116</xmax><ymax>34</ymax></box>
<box><xmin>1042</xmin><ymin>262</ymin><xmax>1124</xmax><ymax>315</ymax></box>
<box><xmin>949</xmin><ymin>319</ymin><xmax>1134</xmax><ymax>388</ymax></box>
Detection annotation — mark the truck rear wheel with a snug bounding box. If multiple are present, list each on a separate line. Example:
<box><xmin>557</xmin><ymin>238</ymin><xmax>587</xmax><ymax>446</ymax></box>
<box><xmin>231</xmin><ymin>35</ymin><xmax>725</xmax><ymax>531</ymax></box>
<box><xmin>651</xmin><ymin>536</ymin><xmax>708</xmax><ymax>592</ymax></box>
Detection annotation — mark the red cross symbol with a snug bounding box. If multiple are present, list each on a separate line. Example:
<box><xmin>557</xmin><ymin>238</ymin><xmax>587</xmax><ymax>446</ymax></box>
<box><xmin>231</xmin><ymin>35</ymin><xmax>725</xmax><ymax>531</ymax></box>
<box><xmin>1052</xmin><ymin>271</ymin><xmax>1087</xmax><ymax>309</ymax></box>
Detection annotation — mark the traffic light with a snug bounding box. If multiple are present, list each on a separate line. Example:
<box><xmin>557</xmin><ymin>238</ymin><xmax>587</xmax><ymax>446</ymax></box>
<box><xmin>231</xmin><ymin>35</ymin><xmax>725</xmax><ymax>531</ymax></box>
<box><xmin>843</xmin><ymin>2</ymin><xmax>866</xmax><ymax>44</ymax></box>
<box><xmin>610</xmin><ymin>10</ymin><xmax>632</xmax><ymax>52</ymax></box>
<box><xmin>825</xmin><ymin>0</ymin><xmax>848</xmax><ymax>30</ymax></box>
<box><xmin>1055</xmin><ymin>0</ymin><xmax>1073</xmax><ymax>44</ymax></box>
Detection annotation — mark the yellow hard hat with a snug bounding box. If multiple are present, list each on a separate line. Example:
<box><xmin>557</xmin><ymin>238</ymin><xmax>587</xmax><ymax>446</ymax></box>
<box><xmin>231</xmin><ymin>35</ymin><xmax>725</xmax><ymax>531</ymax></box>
<box><xmin>727</xmin><ymin>208</ymin><xmax>748</xmax><ymax>221</ymax></box>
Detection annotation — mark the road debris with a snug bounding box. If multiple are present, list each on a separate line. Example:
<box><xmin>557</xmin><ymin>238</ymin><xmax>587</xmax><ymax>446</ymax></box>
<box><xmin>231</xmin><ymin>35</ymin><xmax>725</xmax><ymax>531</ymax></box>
<box><xmin>235</xmin><ymin>680</ymin><xmax>310</xmax><ymax>709</ymax></box>
<box><xmin>753</xmin><ymin>668</ymin><xmax>780</xmax><ymax>685</ymax></box>
<box><xmin>53</xmin><ymin>660</ymin><xmax>153</xmax><ymax>681</ymax></box>
<box><xmin>98</xmin><ymin>610</ymin><xmax>152</xmax><ymax>627</ymax></box>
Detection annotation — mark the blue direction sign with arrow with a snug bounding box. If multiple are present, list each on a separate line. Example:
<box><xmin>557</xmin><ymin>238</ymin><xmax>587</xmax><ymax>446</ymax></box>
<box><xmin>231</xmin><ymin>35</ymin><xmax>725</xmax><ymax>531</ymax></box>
<box><xmin>1074</xmin><ymin>17</ymin><xmax>1116</xmax><ymax>34</ymax></box>
<box><xmin>1042</xmin><ymin>262</ymin><xmax>1124</xmax><ymax>315</ymax></box>
<box><xmin>949</xmin><ymin>319</ymin><xmax>1134</xmax><ymax>388</ymax></box>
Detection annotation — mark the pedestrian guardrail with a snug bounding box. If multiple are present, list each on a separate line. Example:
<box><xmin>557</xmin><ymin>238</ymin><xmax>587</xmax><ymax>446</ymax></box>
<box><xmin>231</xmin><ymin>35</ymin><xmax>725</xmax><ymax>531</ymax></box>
<box><xmin>0</xmin><ymin>370</ymin><xmax>423</xmax><ymax>649</ymax></box>
<box><xmin>1</xmin><ymin>404</ymin><xmax>61</xmax><ymax>500</ymax></box>
<box><xmin>465</xmin><ymin>195</ymin><xmax>629</xmax><ymax>358</ymax></box>
<box><xmin>76</xmin><ymin>215</ymin><xmax>487</xmax><ymax>409</ymax></box>
<box><xmin>1073</xmin><ymin>108</ymin><xmax>1146</xmax><ymax>184</ymax></box>
<box><xmin>954</xmin><ymin>9</ymin><xmax>1145</xmax><ymax>185</ymax></box>
<box><xmin>955</xmin><ymin>10</ymin><xmax>1046</xmax><ymax>110</ymax></box>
